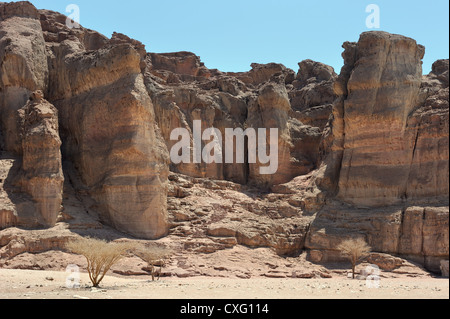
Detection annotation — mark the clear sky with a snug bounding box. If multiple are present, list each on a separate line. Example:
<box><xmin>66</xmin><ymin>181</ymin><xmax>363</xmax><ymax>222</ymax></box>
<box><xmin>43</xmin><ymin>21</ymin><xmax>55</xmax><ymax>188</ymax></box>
<box><xmin>29</xmin><ymin>0</ymin><xmax>449</xmax><ymax>74</ymax></box>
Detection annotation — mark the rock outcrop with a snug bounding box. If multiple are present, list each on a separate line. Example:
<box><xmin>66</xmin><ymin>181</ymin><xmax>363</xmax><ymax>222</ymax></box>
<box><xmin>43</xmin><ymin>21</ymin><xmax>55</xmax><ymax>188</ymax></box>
<box><xmin>317</xmin><ymin>33</ymin><xmax>448</xmax><ymax>206</ymax></box>
<box><xmin>0</xmin><ymin>1</ymin><xmax>48</xmax><ymax>154</ymax></box>
<box><xmin>146</xmin><ymin>54</ymin><xmax>329</xmax><ymax>188</ymax></box>
<box><xmin>1</xmin><ymin>2</ymin><xmax>170</xmax><ymax>239</ymax></box>
<box><xmin>41</xmin><ymin>9</ymin><xmax>170</xmax><ymax>240</ymax></box>
<box><xmin>0</xmin><ymin>90</ymin><xmax>63</xmax><ymax>230</ymax></box>
<box><xmin>0</xmin><ymin>2</ymin><xmax>448</xmax><ymax>274</ymax></box>
<box><xmin>306</xmin><ymin>32</ymin><xmax>449</xmax><ymax>272</ymax></box>
<box><xmin>16</xmin><ymin>90</ymin><xmax>63</xmax><ymax>227</ymax></box>
<box><xmin>337</xmin><ymin>32</ymin><xmax>426</xmax><ymax>206</ymax></box>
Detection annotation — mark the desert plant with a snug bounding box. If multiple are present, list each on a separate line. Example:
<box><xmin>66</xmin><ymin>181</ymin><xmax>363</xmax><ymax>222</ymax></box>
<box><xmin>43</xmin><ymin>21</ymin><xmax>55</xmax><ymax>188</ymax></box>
<box><xmin>337</xmin><ymin>238</ymin><xmax>371</xmax><ymax>279</ymax></box>
<box><xmin>135</xmin><ymin>245</ymin><xmax>173</xmax><ymax>281</ymax></box>
<box><xmin>66</xmin><ymin>237</ymin><xmax>135</xmax><ymax>287</ymax></box>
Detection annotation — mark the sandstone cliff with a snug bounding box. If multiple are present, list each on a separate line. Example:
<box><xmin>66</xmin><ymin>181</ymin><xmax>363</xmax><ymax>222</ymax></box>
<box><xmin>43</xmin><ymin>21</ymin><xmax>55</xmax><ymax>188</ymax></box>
<box><xmin>306</xmin><ymin>32</ymin><xmax>449</xmax><ymax>272</ymax></box>
<box><xmin>0</xmin><ymin>1</ymin><xmax>48</xmax><ymax>154</ymax></box>
<box><xmin>146</xmin><ymin>55</ymin><xmax>328</xmax><ymax>188</ymax></box>
<box><xmin>16</xmin><ymin>90</ymin><xmax>63</xmax><ymax>227</ymax></box>
<box><xmin>1</xmin><ymin>2</ymin><xmax>170</xmax><ymax>239</ymax></box>
<box><xmin>0</xmin><ymin>1</ymin><xmax>448</xmax><ymax>274</ymax></box>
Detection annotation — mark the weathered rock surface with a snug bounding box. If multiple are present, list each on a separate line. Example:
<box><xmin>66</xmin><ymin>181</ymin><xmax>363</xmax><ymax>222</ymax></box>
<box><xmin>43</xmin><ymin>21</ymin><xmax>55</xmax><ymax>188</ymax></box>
<box><xmin>441</xmin><ymin>260</ymin><xmax>449</xmax><ymax>278</ymax></box>
<box><xmin>0</xmin><ymin>2</ymin><xmax>448</xmax><ymax>275</ymax></box>
<box><xmin>42</xmin><ymin>12</ymin><xmax>170</xmax><ymax>239</ymax></box>
<box><xmin>306</xmin><ymin>32</ymin><xmax>449</xmax><ymax>272</ymax></box>
<box><xmin>317</xmin><ymin>33</ymin><xmax>449</xmax><ymax>207</ymax></box>
<box><xmin>0</xmin><ymin>1</ymin><xmax>48</xmax><ymax>154</ymax></box>
<box><xmin>305</xmin><ymin>203</ymin><xmax>448</xmax><ymax>272</ymax></box>
<box><xmin>146</xmin><ymin>54</ymin><xmax>329</xmax><ymax>188</ymax></box>
<box><xmin>337</xmin><ymin>32</ymin><xmax>426</xmax><ymax>206</ymax></box>
<box><xmin>166</xmin><ymin>172</ymin><xmax>314</xmax><ymax>256</ymax></box>
<box><xmin>367</xmin><ymin>253</ymin><xmax>405</xmax><ymax>271</ymax></box>
<box><xmin>0</xmin><ymin>170</ymin><xmax>434</xmax><ymax>279</ymax></box>
<box><xmin>15</xmin><ymin>91</ymin><xmax>63</xmax><ymax>227</ymax></box>
<box><xmin>0</xmin><ymin>2</ymin><xmax>170</xmax><ymax>239</ymax></box>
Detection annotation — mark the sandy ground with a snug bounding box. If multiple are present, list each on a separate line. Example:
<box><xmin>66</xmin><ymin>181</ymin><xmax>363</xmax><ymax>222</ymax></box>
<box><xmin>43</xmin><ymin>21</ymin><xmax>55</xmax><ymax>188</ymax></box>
<box><xmin>0</xmin><ymin>269</ymin><xmax>448</xmax><ymax>300</ymax></box>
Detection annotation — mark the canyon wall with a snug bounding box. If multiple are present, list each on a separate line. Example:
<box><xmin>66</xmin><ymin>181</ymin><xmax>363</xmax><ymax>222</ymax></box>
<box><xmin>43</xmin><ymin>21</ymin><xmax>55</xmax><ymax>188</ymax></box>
<box><xmin>0</xmin><ymin>2</ymin><xmax>448</xmax><ymax>271</ymax></box>
<box><xmin>1</xmin><ymin>2</ymin><xmax>170</xmax><ymax>239</ymax></box>
<box><xmin>306</xmin><ymin>32</ymin><xmax>449</xmax><ymax>272</ymax></box>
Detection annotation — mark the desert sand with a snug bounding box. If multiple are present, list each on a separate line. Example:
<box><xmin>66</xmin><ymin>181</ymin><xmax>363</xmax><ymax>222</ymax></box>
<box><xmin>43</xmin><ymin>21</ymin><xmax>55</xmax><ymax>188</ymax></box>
<box><xmin>0</xmin><ymin>269</ymin><xmax>448</xmax><ymax>300</ymax></box>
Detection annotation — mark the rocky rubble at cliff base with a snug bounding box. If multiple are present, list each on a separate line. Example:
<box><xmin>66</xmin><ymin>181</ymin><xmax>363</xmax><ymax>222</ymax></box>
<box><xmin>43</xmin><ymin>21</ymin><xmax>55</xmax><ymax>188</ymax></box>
<box><xmin>0</xmin><ymin>1</ymin><xmax>448</xmax><ymax>276</ymax></box>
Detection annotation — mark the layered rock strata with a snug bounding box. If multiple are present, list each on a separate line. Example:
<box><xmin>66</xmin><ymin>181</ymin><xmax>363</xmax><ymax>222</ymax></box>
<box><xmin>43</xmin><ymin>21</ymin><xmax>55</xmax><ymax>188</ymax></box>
<box><xmin>0</xmin><ymin>2</ymin><xmax>448</xmax><ymax>273</ymax></box>
<box><xmin>306</xmin><ymin>32</ymin><xmax>449</xmax><ymax>272</ymax></box>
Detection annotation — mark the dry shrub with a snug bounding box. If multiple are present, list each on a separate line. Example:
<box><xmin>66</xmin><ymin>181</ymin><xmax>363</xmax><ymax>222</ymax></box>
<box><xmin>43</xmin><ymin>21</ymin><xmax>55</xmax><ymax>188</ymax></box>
<box><xmin>66</xmin><ymin>237</ymin><xmax>135</xmax><ymax>287</ymax></box>
<box><xmin>337</xmin><ymin>238</ymin><xmax>372</xmax><ymax>279</ymax></box>
<box><xmin>135</xmin><ymin>245</ymin><xmax>173</xmax><ymax>281</ymax></box>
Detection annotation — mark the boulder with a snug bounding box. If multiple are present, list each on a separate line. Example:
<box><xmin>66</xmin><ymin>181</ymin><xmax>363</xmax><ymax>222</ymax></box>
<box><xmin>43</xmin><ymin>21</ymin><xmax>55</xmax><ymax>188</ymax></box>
<box><xmin>367</xmin><ymin>253</ymin><xmax>404</xmax><ymax>271</ymax></box>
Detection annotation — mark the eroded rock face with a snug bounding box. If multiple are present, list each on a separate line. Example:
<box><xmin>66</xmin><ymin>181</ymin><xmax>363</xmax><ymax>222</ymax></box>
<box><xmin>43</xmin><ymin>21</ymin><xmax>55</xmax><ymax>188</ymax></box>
<box><xmin>42</xmin><ymin>18</ymin><xmax>170</xmax><ymax>239</ymax></box>
<box><xmin>0</xmin><ymin>90</ymin><xmax>63</xmax><ymax>230</ymax></box>
<box><xmin>405</xmin><ymin>60</ymin><xmax>449</xmax><ymax>202</ymax></box>
<box><xmin>289</xmin><ymin>60</ymin><xmax>336</xmax><ymax>130</ymax></box>
<box><xmin>247</xmin><ymin>77</ymin><xmax>312</xmax><ymax>187</ymax></box>
<box><xmin>1</xmin><ymin>2</ymin><xmax>171</xmax><ymax>239</ymax></box>
<box><xmin>0</xmin><ymin>2</ymin><xmax>448</xmax><ymax>274</ymax></box>
<box><xmin>336</xmin><ymin>32</ymin><xmax>426</xmax><ymax>206</ymax></box>
<box><xmin>306</xmin><ymin>32</ymin><xmax>449</xmax><ymax>272</ymax></box>
<box><xmin>146</xmin><ymin>54</ymin><xmax>330</xmax><ymax>188</ymax></box>
<box><xmin>305</xmin><ymin>203</ymin><xmax>449</xmax><ymax>272</ymax></box>
<box><xmin>321</xmin><ymin>33</ymin><xmax>448</xmax><ymax>207</ymax></box>
<box><xmin>16</xmin><ymin>91</ymin><xmax>63</xmax><ymax>227</ymax></box>
<box><xmin>166</xmin><ymin>172</ymin><xmax>313</xmax><ymax>257</ymax></box>
<box><xmin>0</xmin><ymin>1</ymin><xmax>48</xmax><ymax>154</ymax></box>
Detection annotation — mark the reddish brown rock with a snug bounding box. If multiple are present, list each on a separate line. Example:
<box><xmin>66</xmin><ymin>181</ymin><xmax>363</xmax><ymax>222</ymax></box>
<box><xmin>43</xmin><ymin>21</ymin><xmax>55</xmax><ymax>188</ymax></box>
<box><xmin>405</xmin><ymin>60</ymin><xmax>449</xmax><ymax>202</ymax></box>
<box><xmin>148</xmin><ymin>51</ymin><xmax>212</xmax><ymax>81</ymax></box>
<box><xmin>39</xmin><ymin>8</ymin><xmax>171</xmax><ymax>239</ymax></box>
<box><xmin>336</xmin><ymin>32</ymin><xmax>426</xmax><ymax>206</ymax></box>
<box><xmin>306</xmin><ymin>32</ymin><xmax>448</xmax><ymax>272</ymax></box>
<box><xmin>39</xmin><ymin>9</ymin><xmax>108</xmax><ymax>51</ymax></box>
<box><xmin>48</xmin><ymin>45</ymin><xmax>170</xmax><ymax>239</ymax></box>
<box><xmin>0</xmin><ymin>1</ymin><xmax>48</xmax><ymax>154</ymax></box>
<box><xmin>0</xmin><ymin>3</ymin><xmax>448</xmax><ymax>277</ymax></box>
<box><xmin>147</xmin><ymin>54</ymin><xmax>326</xmax><ymax>188</ymax></box>
<box><xmin>367</xmin><ymin>253</ymin><xmax>404</xmax><ymax>271</ymax></box>
<box><xmin>15</xmin><ymin>91</ymin><xmax>63</xmax><ymax>227</ymax></box>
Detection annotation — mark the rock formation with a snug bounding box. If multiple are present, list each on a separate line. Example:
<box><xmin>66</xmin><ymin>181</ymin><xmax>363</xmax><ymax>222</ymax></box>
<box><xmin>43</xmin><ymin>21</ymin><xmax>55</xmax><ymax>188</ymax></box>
<box><xmin>16</xmin><ymin>90</ymin><xmax>63</xmax><ymax>227</ymax></box>
<box><xmin>1</xmin><ymin>2</ymin><xmax>170</xmax><ymax>239</ymax></box>
<box><xmin>0</xmin><ymin>2</ymin><xmax>448</xmax><ymax>274</ymax></box>
<box><xmin>0</xmin><ymin>1</ymin><xmax>48</xmax><ymax>154</ymax></box>
<box><xmin>306</xmin><ymin>32</ymin><xmax>449</xmax><ymax>272</ymax></box>
<box><xmin>0</xmin><ymin>89</ymin><xmax>63</xmax><ymax>229</ymax></box>
<box><xmin>146</xmin><ymin>55</ymin><xmax>327</xmax><ymax>188</ymax></box>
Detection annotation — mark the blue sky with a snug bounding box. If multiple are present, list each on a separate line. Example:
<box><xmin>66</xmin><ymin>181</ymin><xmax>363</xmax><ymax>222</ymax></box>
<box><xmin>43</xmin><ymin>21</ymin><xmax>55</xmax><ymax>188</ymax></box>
<box><xmin>30</xmin><ymin>0</ymin><xmax>449</xmax><ymax>74</ymax></box>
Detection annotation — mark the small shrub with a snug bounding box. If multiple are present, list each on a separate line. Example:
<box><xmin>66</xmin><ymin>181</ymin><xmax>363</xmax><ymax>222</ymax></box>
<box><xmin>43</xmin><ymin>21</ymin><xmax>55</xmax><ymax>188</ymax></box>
<box><xmin>337</xmin><ymin>238</ymin><xmax>371</xmax><ymax>279</ymax></box>
<box><xmin>66</xmin><ymin>237</ymin><xmax>135</xmax><ymax>287</ymax></box>
<box><xmin>135</xmin><ymin>245</ymin><xmax>172</xmax><ymax>281</ymax></box>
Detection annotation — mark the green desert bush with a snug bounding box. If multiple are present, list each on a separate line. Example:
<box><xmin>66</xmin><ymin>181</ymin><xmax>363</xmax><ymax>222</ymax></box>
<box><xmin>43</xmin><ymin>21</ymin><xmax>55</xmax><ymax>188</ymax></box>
<box><xmin>66</xmin><ymin>237</ymin><xmax>135</xmax><ymax>287</ymax></box>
